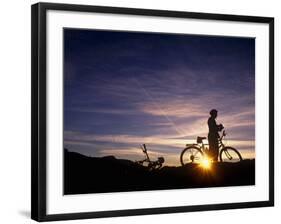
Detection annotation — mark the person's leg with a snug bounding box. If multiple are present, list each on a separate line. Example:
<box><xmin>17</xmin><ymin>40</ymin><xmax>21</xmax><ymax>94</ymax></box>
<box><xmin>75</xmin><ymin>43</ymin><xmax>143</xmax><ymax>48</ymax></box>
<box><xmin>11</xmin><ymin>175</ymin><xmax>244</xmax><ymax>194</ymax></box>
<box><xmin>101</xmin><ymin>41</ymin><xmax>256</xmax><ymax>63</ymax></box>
<box><xmin>208</xmin><ymin>136</ymin><xmax>215</xmax><ymax>160</ymax></box>
<box><xmin>213</xmin><ymin>139</ymin><xmax>219</xmax><ymax>162</ymax></box>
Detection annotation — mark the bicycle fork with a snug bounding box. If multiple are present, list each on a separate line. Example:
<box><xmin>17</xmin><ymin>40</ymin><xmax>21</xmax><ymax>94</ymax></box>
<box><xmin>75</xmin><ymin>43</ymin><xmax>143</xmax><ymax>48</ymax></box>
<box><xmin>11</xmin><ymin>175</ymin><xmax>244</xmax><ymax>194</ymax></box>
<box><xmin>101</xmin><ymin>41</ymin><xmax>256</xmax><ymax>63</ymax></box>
<box><xmin>223</xmin><ymin>149</ymin><xmax>233</xmax><ymax>160</ymax></box>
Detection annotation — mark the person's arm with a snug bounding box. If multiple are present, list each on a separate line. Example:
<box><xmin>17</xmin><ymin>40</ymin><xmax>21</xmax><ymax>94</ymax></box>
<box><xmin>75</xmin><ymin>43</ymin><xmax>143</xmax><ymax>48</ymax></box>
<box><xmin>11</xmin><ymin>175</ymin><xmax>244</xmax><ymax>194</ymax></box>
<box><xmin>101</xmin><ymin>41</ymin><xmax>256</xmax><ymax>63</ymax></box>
<box><xmin>217</xmin><ymin>123</ymin><xmax>224</xmax><ymax>131</ymax></box>
<box><xmin>209</xmin><ymin>118</ymin><xmax>219</xmax><ymax>132</ymax></box>
<box><xmin>209</xmin><ymin>118</ymin><xmax>223</xmax><ymax>132</ymax></box>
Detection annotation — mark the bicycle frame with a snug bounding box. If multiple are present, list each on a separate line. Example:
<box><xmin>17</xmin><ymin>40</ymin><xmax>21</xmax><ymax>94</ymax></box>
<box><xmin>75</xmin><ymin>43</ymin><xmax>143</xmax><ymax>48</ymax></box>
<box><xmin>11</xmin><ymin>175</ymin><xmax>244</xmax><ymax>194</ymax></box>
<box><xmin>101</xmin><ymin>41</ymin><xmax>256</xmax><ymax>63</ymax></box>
<box><xmin>218</xmin><ymin>132</ymin><xmax>226</xmax><ymax>150</ymax></box>
<box><xmin>186</xmin><ymin>130</ymin><xmax>226</xmax><ymax>155</ymax></box>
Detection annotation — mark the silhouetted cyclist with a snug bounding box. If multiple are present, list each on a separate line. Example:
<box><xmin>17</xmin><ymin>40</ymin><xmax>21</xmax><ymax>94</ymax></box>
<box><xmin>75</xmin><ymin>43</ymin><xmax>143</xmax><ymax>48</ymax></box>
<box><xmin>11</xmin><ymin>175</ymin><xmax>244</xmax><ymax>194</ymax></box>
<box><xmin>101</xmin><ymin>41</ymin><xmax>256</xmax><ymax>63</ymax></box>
<box><xmin>208</xmin><ymin>109</ymin><xmax>224</xmax><ymax>162</ymax></box>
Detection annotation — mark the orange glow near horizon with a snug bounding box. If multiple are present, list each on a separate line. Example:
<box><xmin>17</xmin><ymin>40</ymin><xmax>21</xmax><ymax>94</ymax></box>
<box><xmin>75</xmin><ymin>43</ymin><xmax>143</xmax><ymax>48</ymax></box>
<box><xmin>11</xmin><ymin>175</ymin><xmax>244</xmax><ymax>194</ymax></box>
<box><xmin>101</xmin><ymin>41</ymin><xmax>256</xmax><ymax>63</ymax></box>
<box><xmin>65</xmin><ymin>131</ymin><xmax>255</xmax><ymax>167</ymax></box>
<box><xmin>199</xmin><ymin>157</ymin><xmax>212</xmax><ymax>170</ymax></box>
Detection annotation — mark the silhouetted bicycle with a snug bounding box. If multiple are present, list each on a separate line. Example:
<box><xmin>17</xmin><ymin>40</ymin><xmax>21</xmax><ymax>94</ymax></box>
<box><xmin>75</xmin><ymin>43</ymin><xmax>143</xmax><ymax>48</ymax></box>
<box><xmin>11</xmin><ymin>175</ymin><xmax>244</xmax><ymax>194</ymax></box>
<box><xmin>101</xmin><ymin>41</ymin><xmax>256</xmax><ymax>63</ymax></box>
<box><xmin>180</xmin><ymin>129</ymin><xmax>242</xmax><ymax>166</ymax></box>
<box><xmin>135</xmin><ymin>144</ymin><xmax>165</xmax><ymax>170</ymax></box>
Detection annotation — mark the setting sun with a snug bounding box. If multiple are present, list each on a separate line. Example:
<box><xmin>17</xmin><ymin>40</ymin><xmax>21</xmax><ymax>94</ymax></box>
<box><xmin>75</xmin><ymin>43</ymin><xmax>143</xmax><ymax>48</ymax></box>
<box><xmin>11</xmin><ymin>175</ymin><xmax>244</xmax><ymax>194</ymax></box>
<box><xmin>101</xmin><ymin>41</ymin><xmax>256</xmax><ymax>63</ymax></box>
<box><xmin>200</xmin><ymin>157</ymin><xmax>212</xmax><ymax>169</ymax></box>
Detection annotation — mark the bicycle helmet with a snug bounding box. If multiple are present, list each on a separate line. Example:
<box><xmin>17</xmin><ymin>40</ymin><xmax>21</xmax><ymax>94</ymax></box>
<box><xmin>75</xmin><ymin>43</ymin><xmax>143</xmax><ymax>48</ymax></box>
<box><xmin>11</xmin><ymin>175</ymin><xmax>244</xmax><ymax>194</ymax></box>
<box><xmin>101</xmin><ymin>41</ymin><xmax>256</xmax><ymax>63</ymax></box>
<box><xmin>209</xmin><ymin>109</ymin><xmax>218</xmax><ymax>116</ymax></box>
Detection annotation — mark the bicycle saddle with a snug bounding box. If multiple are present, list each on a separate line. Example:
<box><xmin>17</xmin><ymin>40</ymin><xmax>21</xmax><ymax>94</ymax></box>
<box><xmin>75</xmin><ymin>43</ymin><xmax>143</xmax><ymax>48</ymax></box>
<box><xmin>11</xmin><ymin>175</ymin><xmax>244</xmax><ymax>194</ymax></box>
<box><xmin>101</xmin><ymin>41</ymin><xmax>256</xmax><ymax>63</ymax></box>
<box><xmin>197</xmin><ymin>136</ymin><xmax>206</xmax><ymax>143</ymax></box>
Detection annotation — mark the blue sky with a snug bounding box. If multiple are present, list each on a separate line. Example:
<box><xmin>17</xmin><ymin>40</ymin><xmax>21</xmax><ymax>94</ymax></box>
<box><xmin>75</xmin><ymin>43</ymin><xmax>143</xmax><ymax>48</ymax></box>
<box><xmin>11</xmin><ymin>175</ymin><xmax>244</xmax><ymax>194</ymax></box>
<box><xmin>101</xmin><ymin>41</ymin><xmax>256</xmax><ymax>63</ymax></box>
<box><xmin>64</xmin><ymin>29</ymin><xmax>255</xmax><ymax>166</ymax></box>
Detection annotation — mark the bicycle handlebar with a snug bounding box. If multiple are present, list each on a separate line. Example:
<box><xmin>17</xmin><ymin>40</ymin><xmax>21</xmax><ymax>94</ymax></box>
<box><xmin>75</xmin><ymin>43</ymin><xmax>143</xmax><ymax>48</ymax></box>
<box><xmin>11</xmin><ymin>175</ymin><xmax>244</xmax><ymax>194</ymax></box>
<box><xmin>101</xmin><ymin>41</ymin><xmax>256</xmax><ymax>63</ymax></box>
<box><xmin>142</xmin><ymin>144</ymin><xmax>147</xmax><ymax>152</ymax></box>
<box><xmin>219</xmin><ymin>129</ymin><xmax>226</xmax><ymax>142</ymax></box>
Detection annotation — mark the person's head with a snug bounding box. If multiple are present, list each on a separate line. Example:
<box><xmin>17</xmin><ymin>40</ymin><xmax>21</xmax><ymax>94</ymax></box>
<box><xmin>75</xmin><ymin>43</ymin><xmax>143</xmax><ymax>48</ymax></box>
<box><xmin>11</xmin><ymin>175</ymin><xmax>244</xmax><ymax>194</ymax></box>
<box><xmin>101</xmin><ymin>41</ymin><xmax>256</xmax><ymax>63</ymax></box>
<box><xmin>210</xmin><ymin>109</ymin><xmax>218</xmax><ymax>118</ymax></box>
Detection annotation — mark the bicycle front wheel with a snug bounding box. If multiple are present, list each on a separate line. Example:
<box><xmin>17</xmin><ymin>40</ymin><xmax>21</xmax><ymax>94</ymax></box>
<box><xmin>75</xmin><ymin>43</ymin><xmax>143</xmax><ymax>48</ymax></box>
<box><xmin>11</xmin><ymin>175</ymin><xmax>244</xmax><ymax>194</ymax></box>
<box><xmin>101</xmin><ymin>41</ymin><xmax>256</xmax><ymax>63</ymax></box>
<box><xmin>180</xmin><ymin>146</ymin><xmax>203</xmax><ymax>166</ymax></box>
<box><xmin>219</xmin><ymin>147</ymin><xmax>242</xmax><ymax>163</ymax></box>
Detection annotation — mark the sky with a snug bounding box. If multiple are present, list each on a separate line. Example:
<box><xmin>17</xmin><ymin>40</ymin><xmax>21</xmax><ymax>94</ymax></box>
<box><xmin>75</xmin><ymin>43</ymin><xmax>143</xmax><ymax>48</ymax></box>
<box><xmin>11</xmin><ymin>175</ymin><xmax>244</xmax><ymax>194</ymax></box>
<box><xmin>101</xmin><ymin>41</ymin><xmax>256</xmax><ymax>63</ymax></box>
<box><xmin>63</xmin><ymin>28</ymin><xmax>255</xmax><ymax>166</ymax></box>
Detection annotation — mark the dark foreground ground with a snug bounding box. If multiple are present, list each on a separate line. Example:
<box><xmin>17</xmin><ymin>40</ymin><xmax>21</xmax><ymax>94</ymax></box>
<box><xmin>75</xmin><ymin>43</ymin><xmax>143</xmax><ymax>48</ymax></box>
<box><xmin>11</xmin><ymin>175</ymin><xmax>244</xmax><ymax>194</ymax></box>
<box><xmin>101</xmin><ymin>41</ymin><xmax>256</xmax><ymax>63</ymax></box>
<box><xmin>64</xmin><ymin>149</ymin><xmax>255</xmax><ymax>195</ymax></box>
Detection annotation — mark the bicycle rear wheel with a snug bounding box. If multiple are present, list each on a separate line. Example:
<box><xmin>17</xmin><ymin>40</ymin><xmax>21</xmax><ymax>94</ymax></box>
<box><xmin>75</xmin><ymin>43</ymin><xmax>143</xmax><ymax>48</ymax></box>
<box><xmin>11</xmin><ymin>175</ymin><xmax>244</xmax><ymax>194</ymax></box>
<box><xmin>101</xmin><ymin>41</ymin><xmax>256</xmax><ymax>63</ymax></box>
<box><xmin>219</xmin><ymin>146</ymin><xmax>242</xmax><ymax>162</ymax></box>
<box><xmin>180</xmin><ymin>146</ymin><xmax>203</xmax><ymax>166</ymax></box>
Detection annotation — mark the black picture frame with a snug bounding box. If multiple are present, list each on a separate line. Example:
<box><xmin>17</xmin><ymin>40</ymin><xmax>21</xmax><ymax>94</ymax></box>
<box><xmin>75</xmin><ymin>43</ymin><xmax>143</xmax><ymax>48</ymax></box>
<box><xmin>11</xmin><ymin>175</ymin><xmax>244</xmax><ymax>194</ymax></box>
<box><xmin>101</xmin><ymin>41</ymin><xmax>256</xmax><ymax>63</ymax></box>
<box><xmin>31</xmin><ymin>2</ymin><xmax>274</xmax><ymax>222</ymax></box>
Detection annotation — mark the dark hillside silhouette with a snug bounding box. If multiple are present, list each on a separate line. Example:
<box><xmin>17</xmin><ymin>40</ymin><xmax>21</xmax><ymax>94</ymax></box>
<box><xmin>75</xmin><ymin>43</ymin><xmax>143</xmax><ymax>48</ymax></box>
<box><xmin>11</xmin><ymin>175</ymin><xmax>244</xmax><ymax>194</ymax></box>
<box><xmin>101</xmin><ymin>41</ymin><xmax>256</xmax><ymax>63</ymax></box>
<box><xmin>64</xmin><ymin>149</ymin><xmax>255</xmax><ymax>195</ymax></box>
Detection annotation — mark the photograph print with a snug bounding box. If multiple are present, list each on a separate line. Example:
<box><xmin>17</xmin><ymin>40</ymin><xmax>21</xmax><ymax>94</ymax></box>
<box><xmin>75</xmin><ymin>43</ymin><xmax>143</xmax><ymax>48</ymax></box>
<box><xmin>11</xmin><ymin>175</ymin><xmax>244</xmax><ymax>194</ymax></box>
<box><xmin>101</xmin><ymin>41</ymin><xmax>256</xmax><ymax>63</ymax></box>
<box><xmin>63</xmin><ymin>28</ymin><xmax>255</xmax><ymax>195</ymax></box>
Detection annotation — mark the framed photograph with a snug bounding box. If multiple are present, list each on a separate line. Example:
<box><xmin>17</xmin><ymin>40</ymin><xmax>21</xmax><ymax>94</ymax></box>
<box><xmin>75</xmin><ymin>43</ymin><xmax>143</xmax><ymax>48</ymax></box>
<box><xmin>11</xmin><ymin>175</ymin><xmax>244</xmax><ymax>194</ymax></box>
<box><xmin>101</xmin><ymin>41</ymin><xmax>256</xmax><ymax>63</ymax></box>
<box><xmin>31</xmin><ymin>2</ymin><xmax>274</xmax><ymax>222</ymax></box>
